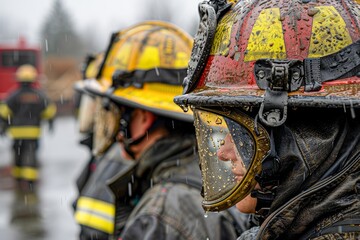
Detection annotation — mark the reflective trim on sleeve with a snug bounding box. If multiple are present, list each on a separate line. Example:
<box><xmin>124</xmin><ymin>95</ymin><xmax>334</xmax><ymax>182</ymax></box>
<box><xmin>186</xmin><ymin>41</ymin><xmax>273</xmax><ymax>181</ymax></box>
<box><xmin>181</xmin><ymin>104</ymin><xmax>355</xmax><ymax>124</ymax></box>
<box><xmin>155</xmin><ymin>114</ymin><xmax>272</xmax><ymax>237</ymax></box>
<box><xmin>41</xmin><ymin>103</ymin><xmax>57</xmax><ymax>119</ymax></box>
<box><xmin>9</xmin><ymin>127</ymin><xmax>41</xmax><ymax>139</ymax></box>
<box><xmin>74</xmin><ymin>196</ymin><xmax>115</xmax><ymax>234</ymax></box>
<box><xmin>12</xmin><ymin>166</ymin><xmax>38</xmax><ymax>181</ymax></box>
<box><xmin>0</xmin><ymin>103</ymin><xmax>12</xmax><ymax>119</ymax></box>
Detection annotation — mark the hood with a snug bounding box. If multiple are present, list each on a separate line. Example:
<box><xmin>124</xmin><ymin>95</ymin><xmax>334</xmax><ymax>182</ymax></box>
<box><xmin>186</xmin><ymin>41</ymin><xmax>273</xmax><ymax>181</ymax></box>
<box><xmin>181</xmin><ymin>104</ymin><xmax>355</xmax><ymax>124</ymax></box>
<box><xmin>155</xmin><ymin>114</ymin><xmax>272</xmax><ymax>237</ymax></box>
<box><xmin>258</xmin><ymin>108</ymin><xmax>360</xmax><ymax>239</ymax></box>
<box><xmin>134</xmin><ymin>134</ymin><xmax>199</xmax><ymax>193</ymax></box>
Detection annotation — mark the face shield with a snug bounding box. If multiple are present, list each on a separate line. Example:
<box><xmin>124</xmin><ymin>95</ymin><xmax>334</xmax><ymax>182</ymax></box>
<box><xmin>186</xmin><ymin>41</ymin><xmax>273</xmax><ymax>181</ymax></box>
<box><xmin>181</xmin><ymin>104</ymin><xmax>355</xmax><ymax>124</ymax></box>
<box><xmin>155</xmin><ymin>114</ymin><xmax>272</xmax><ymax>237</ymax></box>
<box><xmin>193</xmin><ymin>107</ymin><xmax>271</xmax><ymax>212</ymax></box>
<box><xmin>92</xmin><ymin>97</ymin><xmax>121</xmax><ymax>157</ymax></box>
<box><xmin>77</xmin><ymin>94</ymin><xmax>96</xmax><ymax>133</ymax></box>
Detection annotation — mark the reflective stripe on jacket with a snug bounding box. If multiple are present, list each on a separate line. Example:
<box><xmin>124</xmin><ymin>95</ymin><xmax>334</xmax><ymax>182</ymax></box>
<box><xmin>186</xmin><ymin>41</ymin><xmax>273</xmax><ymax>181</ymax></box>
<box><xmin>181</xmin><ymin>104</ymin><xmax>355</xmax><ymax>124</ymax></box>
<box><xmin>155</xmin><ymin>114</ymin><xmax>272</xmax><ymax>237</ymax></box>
<box><xmin>75</xmin><ymin>196</ymin><xmax>115</xmax><ymax>234</ymax></box>
<box><xmin>0</xmin><ymin>85</ymin><xmax>56</xmax><ymax>139</ymax></box>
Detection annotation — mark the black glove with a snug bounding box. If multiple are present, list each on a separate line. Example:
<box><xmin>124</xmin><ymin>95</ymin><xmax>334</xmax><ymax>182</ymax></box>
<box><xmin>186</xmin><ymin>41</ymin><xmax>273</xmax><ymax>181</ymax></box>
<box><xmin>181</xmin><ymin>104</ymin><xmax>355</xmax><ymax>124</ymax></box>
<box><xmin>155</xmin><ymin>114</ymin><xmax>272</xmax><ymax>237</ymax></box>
<box><xmin>0</xmin><ymin>119</ymin><xmax>7</xmax><ymax>136</ymax></box>
<box><xmin>48</xmin><ymin>119</ymin><xmax>54</xmax><ymax>133</ymax></box>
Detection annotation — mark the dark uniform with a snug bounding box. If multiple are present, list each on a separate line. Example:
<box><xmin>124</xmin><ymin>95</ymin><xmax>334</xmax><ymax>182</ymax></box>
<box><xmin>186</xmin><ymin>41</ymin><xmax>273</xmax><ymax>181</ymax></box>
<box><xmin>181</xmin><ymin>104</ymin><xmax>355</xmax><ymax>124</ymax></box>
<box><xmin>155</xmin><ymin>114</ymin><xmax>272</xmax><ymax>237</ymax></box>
<box><xmin>74</xmin><ymin>143</ymin><xmax>132</xmax><ymax>240</ymax></box>
<box><xmin>0</xmin><ymin>75</ymin><xmax>56</xmax><ymax>186</ymax></box>
<box><xmin>174</xmin><ymin>0</ymin><xmax>360</xmax><ymax>239</ymax></box>
<box><xmin>72</xmin><ymin>51</ymin><xmax>122</xmax><ymax>240</ymax></box>
<box><xmin>110</xmin><ymin>135</ymin><xmax>248</xmax><ymax>240</ymax></box>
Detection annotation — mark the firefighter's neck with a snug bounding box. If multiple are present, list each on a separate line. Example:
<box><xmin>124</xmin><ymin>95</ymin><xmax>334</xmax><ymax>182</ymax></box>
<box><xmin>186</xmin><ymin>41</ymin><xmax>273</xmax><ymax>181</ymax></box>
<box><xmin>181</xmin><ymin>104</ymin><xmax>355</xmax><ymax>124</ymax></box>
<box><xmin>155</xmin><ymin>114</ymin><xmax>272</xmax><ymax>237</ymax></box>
<box><xmin>122</xmin><ymin>109</ymin><xmax>168</xmax><ymax>160</ymax></box>
<box><xmin>130</xmin><ymin>127</ymin><xmax>168</xmax><ymax>160</ymax></box>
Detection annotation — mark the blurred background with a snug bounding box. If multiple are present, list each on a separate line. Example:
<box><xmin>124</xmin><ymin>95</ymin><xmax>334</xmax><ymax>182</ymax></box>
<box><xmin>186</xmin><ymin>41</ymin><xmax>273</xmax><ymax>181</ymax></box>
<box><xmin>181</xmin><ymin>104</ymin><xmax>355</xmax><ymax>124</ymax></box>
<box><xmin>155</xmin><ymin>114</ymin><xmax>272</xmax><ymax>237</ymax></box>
<box><xmin>0</xmin><ymin>0</ymin><xmax>200</xmax><ymax>239</ymax></box>
<box><xmin>0</xmin><ymin>0</ymin><xmax>199</xmax><ymax>114</ymax></box>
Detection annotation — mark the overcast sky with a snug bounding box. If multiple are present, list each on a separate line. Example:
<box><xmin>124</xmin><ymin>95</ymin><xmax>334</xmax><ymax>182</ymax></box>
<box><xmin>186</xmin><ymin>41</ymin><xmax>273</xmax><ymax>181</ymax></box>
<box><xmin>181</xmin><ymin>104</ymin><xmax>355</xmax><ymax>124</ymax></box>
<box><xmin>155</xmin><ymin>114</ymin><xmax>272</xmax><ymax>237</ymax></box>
<box><xmin>0</xmin><ymin>0</ymin><xmax>200</xmax><ymax>50</ymax></box>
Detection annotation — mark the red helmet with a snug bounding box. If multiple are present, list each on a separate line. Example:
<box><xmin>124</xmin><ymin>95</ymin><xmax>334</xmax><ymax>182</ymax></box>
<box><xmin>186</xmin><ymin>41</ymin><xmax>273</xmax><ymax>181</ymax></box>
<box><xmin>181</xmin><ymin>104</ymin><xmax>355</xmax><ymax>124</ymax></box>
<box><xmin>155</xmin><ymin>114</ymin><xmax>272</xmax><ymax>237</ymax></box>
<box><xmin>175</xmin><ymin>0</ymin><xmax>360</xmax><ymax>211</ymax></box>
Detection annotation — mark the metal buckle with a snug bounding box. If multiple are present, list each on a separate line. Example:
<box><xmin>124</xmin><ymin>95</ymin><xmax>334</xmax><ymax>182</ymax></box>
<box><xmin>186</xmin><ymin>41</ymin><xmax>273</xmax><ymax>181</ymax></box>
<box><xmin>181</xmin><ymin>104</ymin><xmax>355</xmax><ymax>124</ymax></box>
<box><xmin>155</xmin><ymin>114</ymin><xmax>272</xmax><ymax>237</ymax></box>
<box><xmin>254</xmin><ymin>59</ymin><xmax>304</xmax><ymax>92</ymax></box>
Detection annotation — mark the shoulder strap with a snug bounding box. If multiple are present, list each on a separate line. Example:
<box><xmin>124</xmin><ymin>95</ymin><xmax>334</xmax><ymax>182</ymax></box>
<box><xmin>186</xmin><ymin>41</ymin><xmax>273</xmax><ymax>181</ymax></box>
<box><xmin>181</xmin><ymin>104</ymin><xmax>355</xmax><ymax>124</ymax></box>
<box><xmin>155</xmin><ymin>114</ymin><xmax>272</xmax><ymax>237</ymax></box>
<box><xmin>301</xmin><ymin>217</ymin><xmax>360</xmax><ymax>239</ymax></box>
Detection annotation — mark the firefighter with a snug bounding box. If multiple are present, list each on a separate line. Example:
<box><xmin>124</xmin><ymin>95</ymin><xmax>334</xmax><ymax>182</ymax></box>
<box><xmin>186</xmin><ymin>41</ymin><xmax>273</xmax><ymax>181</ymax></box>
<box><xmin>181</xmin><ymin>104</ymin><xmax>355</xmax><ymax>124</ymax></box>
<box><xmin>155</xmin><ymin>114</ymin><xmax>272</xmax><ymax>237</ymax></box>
<box><xmin>0</xmin><ymin>64</ymin><xmax>56</xmax><ymax>190</ymax></box>
<box><xmin>83</xmin><ymin>21</ymin><xmax>250</xmax><ymax>240</ymax></box>
<box><xmin>73</xmin><ymin>49</ymin><xmax>129</xmax><ymax>239</ymax></box>
<box><xmin>174</xmin><ymin>0</ymin><xmax>360</xmax><ymax>239</ymax></box>
<box><xmin>73</xmin><ymin>52</ymin><xmax>105</xmax><ymax>195</ymax></box>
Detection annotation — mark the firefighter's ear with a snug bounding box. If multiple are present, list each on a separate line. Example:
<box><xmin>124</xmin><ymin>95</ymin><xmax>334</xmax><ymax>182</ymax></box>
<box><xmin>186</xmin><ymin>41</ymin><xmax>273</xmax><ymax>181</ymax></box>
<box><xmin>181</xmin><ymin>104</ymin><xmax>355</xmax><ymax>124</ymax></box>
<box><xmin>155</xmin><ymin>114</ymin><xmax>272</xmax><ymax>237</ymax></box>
<box><xmin>131</xmin><ymin>109</ymin><xmax>156</xmax><ymax>137</ymax></box>
<box><xmin>140</xmin><ymin>109</ymin><xmax>156</xmax><ymax>126</ymax></box>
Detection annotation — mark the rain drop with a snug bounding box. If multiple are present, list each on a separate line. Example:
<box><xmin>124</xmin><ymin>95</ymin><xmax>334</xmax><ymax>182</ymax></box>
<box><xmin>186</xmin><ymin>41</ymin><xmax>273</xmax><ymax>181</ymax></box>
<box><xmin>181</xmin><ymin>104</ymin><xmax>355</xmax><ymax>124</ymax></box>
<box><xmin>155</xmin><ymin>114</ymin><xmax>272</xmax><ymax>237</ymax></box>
<box><xmin>180</xmin><ymin>105</ymin><xmax>189</xmax><ymax>112</ymax></box>
<box><xmin>350</xmin><ymin>100</ymin><xmax>356</xmax><ymax>119</ymax></box>
<box><xmin>128</xmin><ymin>182</ymin><xmax>132</xmax><ymax>196</ymax></box>
<box><xmin>45</xmin><ymin>39</ymin><xmax>49</xmax><ymax>52</ymax></box>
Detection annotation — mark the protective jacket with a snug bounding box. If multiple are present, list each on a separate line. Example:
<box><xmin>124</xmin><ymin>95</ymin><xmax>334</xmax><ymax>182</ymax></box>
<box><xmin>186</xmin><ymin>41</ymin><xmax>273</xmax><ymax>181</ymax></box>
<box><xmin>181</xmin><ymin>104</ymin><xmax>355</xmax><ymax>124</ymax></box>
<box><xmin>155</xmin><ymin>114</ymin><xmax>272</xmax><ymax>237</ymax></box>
<box><xmin>253</xmin><ymin>109</ymin><xmax>360</xmax><ymax>240</ymax></box>
<box><xmin>0</xmin><ymin>83</ymin><xmax>56</xmax><ymax>139</ymax></box>
<box><xmin>109</xmin><ymin>134</ymin><xmax>249</xmax><ymax>240</ymax></box>
<box><xmin>74</xmin><ymin>144</ymin><xmax>132</xmax><ymax>240</ymax></box>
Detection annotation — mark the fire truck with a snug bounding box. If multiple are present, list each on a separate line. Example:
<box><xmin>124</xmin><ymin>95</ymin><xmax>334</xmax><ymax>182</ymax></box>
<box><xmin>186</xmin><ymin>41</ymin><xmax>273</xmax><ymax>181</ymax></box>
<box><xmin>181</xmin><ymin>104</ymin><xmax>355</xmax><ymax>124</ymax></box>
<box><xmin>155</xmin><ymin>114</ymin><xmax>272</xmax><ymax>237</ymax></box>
<box><xmin>0</xmin><ymin>37</ymin><xmax>42</xmax><ymax>101</ymax></box>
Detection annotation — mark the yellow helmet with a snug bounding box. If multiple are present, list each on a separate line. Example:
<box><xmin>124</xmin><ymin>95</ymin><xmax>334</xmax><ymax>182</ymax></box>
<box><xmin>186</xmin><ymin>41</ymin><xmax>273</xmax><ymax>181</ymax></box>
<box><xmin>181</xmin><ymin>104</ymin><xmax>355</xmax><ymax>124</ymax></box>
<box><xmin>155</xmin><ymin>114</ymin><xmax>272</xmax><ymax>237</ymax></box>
<box><xmin>102</xmin><ymin>21</ymin><xmax>193</xmax><ymax>121</ymax></box>
<box><xmin>84</xmin><ymin>52</ymin><xmax>104</xmax><ymax>80</ymax></box>
<box><xmin>84</xmin><ymin>21</ymin><xmax>194</xmax><ymax>156</ymax></box>
<box><xmin>16</xmin><ymin>64</ymin><xmax>37</xmax><ymax>82</ymax></box>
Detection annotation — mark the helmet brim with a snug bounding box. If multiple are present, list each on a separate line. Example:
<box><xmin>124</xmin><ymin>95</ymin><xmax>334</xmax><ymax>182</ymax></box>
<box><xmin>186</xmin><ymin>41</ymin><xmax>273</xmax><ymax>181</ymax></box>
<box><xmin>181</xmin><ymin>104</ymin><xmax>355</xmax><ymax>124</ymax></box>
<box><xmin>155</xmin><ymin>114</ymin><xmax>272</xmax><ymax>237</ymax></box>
<box><xmin>107</xmin><ymin>83</ymin><xmax>193</xmax><ymax>122</ymax></box>
<box><xmin>175</xmin><ymin>85</ymin><xmax>360</xmax><ymax>109</ymax></box>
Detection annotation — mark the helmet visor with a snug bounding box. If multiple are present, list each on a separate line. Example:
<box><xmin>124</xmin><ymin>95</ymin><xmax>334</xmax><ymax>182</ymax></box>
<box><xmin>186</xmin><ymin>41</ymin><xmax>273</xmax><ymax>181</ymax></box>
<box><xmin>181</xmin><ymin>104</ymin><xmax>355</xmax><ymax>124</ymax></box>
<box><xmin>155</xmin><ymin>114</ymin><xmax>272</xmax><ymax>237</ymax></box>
<box><xmin>78</xmin><ymin>94</ymin><xmax>96</xmax><ymax>133</ymax></box>
<box><xmin>92</xmin><ymin>97</ymin><xmax>121</xmax><ymax>156</ymax></box>
<box><xmin>193</xmin><ymin>108</ymin><xmax>270</xmax><ymax>211</ymax></box>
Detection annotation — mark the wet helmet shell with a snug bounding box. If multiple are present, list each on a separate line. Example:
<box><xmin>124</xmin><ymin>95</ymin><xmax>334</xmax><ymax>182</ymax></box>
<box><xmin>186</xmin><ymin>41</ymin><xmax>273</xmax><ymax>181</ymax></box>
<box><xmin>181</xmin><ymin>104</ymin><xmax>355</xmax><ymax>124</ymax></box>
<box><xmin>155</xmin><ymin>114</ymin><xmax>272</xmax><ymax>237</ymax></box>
<box><xmin>175</xmin><ymin>0</ymin><xmax>360</xmax><ymax>114</ymax></box>
<box><xmin>100</xmin><ymin>21</ymin><xmax>194</xmax><ymax>122</ymax></box>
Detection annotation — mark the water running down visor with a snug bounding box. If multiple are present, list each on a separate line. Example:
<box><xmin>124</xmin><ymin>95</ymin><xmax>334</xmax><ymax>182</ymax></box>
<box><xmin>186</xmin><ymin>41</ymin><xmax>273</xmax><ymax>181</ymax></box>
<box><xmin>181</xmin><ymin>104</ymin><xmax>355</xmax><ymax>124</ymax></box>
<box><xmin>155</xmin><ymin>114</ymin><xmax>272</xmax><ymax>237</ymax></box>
<box><xmin>194</xmin><ymin>107</ymin><xmax>270</xmax><ymax>211</ymax></box>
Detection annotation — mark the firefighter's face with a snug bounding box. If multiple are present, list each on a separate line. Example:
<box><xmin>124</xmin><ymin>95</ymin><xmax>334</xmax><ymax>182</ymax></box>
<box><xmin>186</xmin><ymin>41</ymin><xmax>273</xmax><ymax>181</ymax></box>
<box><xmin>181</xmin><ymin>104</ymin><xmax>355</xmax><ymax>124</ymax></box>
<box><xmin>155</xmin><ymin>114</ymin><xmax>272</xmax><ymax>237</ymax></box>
<box><xmin>216</xmin><ymin>133</ymin><xmax>257</xmax><ymax>213</ymax></box>
<box><xmin>217</xmin><ymin>133</ymin><xmax>247</xmax><ymax>182</ymax></box>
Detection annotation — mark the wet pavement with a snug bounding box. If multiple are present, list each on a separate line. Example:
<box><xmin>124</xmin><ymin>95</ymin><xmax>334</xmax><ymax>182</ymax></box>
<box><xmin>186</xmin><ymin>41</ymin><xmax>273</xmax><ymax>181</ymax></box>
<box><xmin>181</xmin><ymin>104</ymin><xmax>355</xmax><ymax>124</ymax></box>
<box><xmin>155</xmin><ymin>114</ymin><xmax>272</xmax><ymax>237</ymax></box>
<box><xmin>0</xmin><ymin>116</ymin><xmax>89</xmax><ymax>240</ymax></box>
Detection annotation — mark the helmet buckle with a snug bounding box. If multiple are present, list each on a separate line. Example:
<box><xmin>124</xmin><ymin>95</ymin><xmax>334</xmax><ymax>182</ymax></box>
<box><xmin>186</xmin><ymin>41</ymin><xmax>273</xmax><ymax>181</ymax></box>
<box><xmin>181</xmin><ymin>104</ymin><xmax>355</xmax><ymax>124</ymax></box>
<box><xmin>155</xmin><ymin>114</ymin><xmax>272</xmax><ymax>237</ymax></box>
<box><xmin>254</xmin><ymin>59</ymin><xmax>304</xmax><ymax>92</ymax></box>
<box><xmin>258</xmin><ymin>89</ymin><xmax>288</xmax><ymax>127</ymax></box>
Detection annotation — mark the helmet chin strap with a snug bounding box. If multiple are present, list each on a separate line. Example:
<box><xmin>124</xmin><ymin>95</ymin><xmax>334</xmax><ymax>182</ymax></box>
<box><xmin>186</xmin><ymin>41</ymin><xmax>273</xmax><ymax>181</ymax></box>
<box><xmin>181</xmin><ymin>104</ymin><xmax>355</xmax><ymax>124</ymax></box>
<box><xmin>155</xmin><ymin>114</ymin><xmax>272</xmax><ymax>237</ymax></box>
<box><xmin>118</xmin><ymin>108</ymin><xmax>159</xmax><ymax>159</ymax></box>
<box><xmin>121</xmin><ymin>133</ymin><xmax>148</xmax><ymax>159</ymax></box>
<box><xmin>251</xmin><ymin>127</ymin><xmax>280</xmax><ymax>224</ymax></box>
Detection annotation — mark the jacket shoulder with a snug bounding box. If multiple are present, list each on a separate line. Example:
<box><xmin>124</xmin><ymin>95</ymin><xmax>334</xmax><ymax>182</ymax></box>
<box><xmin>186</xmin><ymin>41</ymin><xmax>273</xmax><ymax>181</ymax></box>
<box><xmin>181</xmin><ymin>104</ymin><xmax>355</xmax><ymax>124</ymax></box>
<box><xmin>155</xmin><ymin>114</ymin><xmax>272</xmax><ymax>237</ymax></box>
<box><xmin>121</xmin><ymin>182</ymin><xmax>239</xmax><ymax>240</ymax></box>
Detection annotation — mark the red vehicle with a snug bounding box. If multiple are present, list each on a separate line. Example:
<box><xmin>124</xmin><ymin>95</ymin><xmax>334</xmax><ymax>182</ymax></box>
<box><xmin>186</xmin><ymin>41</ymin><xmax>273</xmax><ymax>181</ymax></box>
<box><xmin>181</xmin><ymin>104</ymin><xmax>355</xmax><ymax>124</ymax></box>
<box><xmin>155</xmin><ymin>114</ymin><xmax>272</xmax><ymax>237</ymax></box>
<box><xmin>0</xmin><ymin>37</ymin><xmax>41</xmax><ymax>100</ymax></box>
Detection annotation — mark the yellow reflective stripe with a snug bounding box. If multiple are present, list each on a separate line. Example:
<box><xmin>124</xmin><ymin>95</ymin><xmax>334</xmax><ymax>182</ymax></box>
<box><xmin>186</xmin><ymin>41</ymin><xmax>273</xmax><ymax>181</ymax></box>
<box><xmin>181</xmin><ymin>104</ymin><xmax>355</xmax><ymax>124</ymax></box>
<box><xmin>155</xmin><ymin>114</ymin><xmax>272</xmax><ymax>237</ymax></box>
<box><xmin>308</xmin><ymin>6</ymin><xmax>352</xmax><ymax>58</ymax></box>
<box><xmin>74</xmin><ymin>196</ymin><xmax>115</xmax><ymax>234</ymax></box>
<box><xmin>75</xmin><ymin>211</ymin><xmax>114</xmax><ymax>234</ymax></box>
<box><xmin>12</xmin><ymin>166</ymin><xmax>38</xmax><ymax>181</ymax></box>
<box><xmin>41</xmin><ymin>104</ymin><xmax>57</xmax><ymax>119</ymax></box>
<box><xmin>244</xmin><ymin>8</ymin><xmax>286</xmax><ymax>62</ymax></box>
<box><xmin>77</xmin><ymin>197</ymin><xmax>115</xmax><ymax>216</ymax></box>
<box><xmin>0</xmin><ymin>103</ymin><xmax>12</xmax><ymax>119</ymax></box>
<box><xmin>9</xmin><ymin>127</ymin><xmax>41</xmax><ymax>138</ymax></box>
